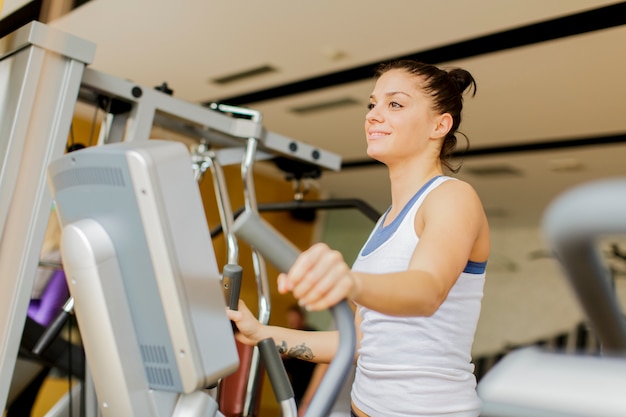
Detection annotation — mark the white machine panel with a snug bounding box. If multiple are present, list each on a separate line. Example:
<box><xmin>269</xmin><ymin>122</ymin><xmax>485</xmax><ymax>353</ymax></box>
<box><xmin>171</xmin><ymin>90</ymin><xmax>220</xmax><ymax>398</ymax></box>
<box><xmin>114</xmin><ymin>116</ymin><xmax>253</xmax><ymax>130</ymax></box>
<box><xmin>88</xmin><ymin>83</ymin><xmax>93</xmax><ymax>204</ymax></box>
<box><xmin>48</xmin><ymin>140</ymin><xmax>239</xmax><ymax>394</ymax></box>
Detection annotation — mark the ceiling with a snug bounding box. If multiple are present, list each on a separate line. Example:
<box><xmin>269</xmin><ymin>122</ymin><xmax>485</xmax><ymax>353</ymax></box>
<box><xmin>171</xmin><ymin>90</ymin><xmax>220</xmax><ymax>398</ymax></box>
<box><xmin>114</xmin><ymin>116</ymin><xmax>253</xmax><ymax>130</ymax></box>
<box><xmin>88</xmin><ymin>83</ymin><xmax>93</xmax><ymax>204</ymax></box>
<box><xmin>5</xmin><ymin>0</ymin><xmax>626</xmax><ymax>229</ymax></box>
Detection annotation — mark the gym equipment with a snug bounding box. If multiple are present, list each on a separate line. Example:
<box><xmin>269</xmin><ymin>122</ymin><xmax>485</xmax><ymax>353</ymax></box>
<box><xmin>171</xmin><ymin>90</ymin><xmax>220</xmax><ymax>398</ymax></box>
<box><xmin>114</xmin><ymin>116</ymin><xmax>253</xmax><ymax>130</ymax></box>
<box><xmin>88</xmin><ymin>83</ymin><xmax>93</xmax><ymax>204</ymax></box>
<box><xmin>49</xmin><ymin>140</ymin><xmax>240</xmax><ymax>416</ymax></box>
<box><xmin>210</xmin><ymin>199</ymin><xmax>381</xmax><ymax>239</ymax></box>
<box><xmin>1</xmin><ymin>20</ymin><xmax>344</xmax><ymax>415</ymax></box>
<box><xmin>478</xmin><ymin>178</ymin><xmax>626</xmax><ymax>417</ymax></box>
<box><xmin>191</xmin><ymin>105</ymin><xmax>268</xmax><ymax>417</ymax></box>
<box><xmin>213</xmin><ymin>104</ymin><xmax>271</xmax><ymax>417</ymax></box>
<box><xmin>542</xmin><ymin>178</ymin><xmax>626</xmax><ymax>352</ymax></box>
<box><xmin>0</xmin><ymin>22</ymin><xmax>95</xmax><ymax>412</ymax></box>
<box><xmin>232</xmin><ymin>209</ymin><xmax>356</xmax><ymax>417</ymax></box>
<box><xmin>8</xmin><ymin>261</ymin><xmax>81</xmax><ymax>417</ymax></box>
<box><xmin>46</xmin><ymin>139</ymin><xmax>354</xmax><ymax>417</ymax></box>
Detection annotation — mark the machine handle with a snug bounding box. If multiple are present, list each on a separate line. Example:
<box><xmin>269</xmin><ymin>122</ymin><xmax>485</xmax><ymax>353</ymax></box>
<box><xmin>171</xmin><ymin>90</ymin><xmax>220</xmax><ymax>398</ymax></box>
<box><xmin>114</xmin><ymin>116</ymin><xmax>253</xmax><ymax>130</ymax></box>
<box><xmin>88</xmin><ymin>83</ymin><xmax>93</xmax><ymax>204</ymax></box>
<box><xmin>233</xmin><ymin>209</ymin><xmax>356</xmax><ymax>417</ymax></box>
<box><xmin>542</xmin><ymin>178</ymin><xmax>626</xmax><ymax>353</ymax></box>
<box><xmin>222</xmin><ymin>263</ymin><xmax>243</xmax><ymax>311</ymax></box>
<box><xmin>257</xmin><ymin>338</ymin><xmax>295</xmax><ymax>402</ymax></box>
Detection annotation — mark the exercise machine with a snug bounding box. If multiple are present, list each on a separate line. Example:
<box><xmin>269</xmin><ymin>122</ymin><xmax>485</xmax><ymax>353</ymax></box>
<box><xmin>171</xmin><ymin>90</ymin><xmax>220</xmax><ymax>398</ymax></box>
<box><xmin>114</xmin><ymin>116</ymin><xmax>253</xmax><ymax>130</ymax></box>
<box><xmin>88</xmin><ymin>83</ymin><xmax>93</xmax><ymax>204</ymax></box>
<box><xmin>233</xmin><ymin>209</ymin><xmax>356</xmax><ymax>417</ymax></box>
<box><xmin>47</xmin><ymin>139</ymin><xmax>238</xmax><ymax>416</ymax></box>
<box><xmin>1</xmin><ymin>20</ymin><xmax>348</xmax><ymax>416</ymax></box>
<box><xmin>478</xmin><ymin>178</ymin><xmax>626</xmax><ymax>417</ymax></box>
<box><xmin>0</xmin><ymin>20</ymin><xmax>346</xmax><ymax>415</ymax></box>
<box><xmin>190</xmin><ymin>104</ymin><xmax>270</xmax><ymax>417</ymax></box>
<box><xmin>47</xmin><ymin>139</ymin><xmax>354</xmax><ymax>417</ymax></box>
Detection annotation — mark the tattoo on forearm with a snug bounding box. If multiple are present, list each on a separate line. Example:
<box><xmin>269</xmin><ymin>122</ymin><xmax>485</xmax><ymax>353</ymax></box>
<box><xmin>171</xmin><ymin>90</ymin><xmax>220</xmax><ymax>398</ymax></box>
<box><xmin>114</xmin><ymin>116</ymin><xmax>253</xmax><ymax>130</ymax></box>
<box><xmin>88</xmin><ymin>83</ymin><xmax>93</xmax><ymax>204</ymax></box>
<box><xmin>276</xmin><ymin>341</ymin><xmax>315</xmax><ymax>360</ymax></box>
<box><xmin>290</xmin><ymin>343</ymin><xmax>315</xmax><ymax>360</ymax></box>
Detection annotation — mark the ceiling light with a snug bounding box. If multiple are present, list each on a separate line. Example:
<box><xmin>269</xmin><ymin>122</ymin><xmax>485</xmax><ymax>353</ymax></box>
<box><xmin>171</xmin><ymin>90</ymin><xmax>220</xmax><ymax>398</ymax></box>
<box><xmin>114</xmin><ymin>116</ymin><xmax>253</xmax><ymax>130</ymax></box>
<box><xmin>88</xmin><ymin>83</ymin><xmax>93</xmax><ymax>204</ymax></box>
<box><xmin>290</xmin><ymin>97</ymin><xmax>360</xmax><ymax>115</ymax></box>
<box><xmin>464</xmin><ymin>165</ymin><xmax>522</xmax><ymax>177</ymax></box>
<box><xmin>210</xmin><ymin>65</ymin><xmax>277</xmax><ymax>85</ymax></box>
<box><xmin>321</xmin><ymin>47</ymin><xmax>348</xmax><ymax>61</ymax></box>
<box><xmin>548</xmin><ymin>158</ymin><xmax>584</xmax><ymax>172</ymax></box>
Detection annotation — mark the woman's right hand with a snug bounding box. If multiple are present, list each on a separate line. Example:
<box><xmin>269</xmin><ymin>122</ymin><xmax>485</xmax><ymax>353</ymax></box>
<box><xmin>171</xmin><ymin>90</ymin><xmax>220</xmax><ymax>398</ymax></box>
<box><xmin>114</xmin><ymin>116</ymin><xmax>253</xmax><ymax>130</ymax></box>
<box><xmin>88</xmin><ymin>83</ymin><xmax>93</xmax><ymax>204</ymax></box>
<box><xmin>226</xmin><ymin>299</ymin><xmax>266</xmax><ymax>346</ymax></box>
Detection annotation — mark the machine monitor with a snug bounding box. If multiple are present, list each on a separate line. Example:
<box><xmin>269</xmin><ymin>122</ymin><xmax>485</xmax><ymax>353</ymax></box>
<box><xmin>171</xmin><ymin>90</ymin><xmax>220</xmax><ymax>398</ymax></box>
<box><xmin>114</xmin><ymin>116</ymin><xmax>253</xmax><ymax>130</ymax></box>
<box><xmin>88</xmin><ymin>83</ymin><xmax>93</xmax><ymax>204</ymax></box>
<box><xmin>47</xmin><ymin>139</ymin><xmax>239</xmax><ymax>396</ymax></box>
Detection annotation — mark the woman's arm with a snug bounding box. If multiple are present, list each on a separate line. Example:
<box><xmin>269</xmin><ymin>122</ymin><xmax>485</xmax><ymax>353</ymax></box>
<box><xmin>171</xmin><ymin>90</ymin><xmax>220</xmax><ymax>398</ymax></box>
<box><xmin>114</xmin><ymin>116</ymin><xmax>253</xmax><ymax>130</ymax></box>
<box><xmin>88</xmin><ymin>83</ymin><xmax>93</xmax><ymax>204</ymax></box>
<box><xmin>279</xmin><ymin>180</ymin><xmax>489</xmax><ymax>317</ymax></box>
<box><xmin>353</xmin><ymin>181</ymin><xmax>488</xmax><ymax>316</ymax></box>
<box><xmin>226</xmin><ymin>300</ymin><xmax>340</xmax><ymax>363</ymax></box>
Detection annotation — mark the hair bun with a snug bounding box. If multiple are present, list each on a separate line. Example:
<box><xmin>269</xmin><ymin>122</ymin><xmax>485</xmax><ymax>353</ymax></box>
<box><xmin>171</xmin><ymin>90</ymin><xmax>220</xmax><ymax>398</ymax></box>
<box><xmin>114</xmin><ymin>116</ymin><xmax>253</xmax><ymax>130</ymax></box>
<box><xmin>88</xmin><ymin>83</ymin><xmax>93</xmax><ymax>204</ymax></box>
<box><xmin>448</xmin><ymin>68</ymin><xmax>477</xmax><ymax>96</ymax></box>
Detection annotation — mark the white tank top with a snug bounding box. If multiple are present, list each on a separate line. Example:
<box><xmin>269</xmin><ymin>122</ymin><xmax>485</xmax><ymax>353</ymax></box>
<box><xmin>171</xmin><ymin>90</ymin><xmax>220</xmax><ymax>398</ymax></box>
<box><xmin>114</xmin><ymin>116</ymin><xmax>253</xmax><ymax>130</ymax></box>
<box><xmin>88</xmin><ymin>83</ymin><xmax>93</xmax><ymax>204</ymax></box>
<box><xmin>351</xmin><ymin>176</ymin><xmax>486</xmax><ymax>417</ymax></box>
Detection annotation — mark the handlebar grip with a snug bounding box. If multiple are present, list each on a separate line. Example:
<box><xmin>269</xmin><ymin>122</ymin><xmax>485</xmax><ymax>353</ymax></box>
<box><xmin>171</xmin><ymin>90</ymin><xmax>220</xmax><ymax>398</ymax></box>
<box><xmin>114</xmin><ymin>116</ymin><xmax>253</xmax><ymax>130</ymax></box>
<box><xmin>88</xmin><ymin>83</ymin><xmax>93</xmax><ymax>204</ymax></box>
<box><xmin>232</xmin><ymin>210</ymin><xmax>298</xmax><ymax>272</ymax></box>
<box><xmin>222</xmin><ymin>263</ymin><xmax>243</xmax><ymax>311</ymax></box>
<box><xmin>258</xmin><ymin>338</ymin><xmax>295</xmax><ymax>402</ymax></box>
<box><xmin>233</xmin><ymin>209</ymin><xmax>356</xmax><ymax>417</ymax></box>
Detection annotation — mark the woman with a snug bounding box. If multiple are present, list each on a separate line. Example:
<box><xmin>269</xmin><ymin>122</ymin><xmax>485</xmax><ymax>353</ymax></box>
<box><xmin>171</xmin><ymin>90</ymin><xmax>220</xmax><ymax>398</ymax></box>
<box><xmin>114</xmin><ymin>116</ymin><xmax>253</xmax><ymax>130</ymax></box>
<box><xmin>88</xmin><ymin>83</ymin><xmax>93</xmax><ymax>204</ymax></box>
<box><xmin>227</xmin><ymin>60</ymin><xmax>490</xmax><ymax>417</ymax></box>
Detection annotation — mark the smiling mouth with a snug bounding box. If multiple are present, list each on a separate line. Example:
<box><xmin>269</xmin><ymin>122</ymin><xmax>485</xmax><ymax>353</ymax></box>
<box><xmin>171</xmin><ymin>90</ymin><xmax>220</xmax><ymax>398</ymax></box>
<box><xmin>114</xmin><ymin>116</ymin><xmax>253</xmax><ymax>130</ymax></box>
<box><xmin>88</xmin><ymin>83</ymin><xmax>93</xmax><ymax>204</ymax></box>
<box><xmin>368</xmin><ymin>131</ymin><xmax>390</xmax><ymax>138</ymax></box>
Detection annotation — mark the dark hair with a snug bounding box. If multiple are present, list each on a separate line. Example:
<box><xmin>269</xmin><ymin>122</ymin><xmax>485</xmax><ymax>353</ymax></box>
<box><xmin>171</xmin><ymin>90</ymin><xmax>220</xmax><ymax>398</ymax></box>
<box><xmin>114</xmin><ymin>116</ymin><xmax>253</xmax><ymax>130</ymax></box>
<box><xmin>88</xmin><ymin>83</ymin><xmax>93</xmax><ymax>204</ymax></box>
<box><xmin>375</xmin><ymin>60</ymin><xmax>477</xmax><ymax>173</ymax></box>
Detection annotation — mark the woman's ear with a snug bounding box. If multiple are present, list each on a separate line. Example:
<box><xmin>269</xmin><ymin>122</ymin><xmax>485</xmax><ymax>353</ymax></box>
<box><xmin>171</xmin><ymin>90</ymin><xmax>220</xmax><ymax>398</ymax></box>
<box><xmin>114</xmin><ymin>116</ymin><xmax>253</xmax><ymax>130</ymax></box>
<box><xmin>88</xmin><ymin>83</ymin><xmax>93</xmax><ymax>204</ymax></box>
<box><xmin>433</xmin><ymin>113</ymin><xmax>453</xmax><ymax>139</ymax></box>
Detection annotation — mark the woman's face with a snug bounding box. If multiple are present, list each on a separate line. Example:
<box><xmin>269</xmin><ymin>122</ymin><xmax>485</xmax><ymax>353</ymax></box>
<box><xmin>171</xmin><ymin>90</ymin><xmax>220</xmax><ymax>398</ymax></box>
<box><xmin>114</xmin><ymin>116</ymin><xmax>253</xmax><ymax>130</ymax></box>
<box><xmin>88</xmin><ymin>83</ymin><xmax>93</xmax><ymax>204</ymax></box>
<box><xmin>364</xmin><ymin>69</ymin><xmax>440</xmax><ymax>165</ymax></box>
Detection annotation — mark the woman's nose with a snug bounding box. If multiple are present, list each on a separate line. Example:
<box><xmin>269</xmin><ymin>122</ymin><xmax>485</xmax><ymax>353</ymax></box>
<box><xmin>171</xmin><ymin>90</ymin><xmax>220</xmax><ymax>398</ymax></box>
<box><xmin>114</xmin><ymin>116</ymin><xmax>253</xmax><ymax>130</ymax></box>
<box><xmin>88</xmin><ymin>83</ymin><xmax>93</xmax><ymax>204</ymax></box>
<box><xmin>366</xmin><ymin>106</ymin><xmax>382</xmax><ymax>123</ymax></box>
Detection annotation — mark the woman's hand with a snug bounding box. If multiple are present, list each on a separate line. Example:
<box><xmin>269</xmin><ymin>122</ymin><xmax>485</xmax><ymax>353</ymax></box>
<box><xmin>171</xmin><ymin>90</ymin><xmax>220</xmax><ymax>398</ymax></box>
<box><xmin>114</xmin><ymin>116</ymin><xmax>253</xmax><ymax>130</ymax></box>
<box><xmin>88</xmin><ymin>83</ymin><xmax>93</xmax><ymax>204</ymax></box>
<box><xmin>226</xmin><ymin>299</ymin><xmax>266</xmax><ymax>346</ymax></box>
<box><xmin>277</xmin><ymin>242</ymin><xmax>358</xmax><ymax>311</ymax></box>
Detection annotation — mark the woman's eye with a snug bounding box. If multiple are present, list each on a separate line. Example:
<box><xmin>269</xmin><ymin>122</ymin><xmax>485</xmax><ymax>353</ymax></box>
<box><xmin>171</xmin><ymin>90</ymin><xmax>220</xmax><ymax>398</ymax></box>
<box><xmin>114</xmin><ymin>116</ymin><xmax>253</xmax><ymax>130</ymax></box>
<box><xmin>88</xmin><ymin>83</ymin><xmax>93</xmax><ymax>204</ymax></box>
<box><xmin>390</xmin><ymin>101</ymin><xmax>402</xmax><ymax>108</ymax></box>
<box><xmin>367</xmin><ymin>103</ymin><xmax>375</xmax><ymax>110</ymax></box>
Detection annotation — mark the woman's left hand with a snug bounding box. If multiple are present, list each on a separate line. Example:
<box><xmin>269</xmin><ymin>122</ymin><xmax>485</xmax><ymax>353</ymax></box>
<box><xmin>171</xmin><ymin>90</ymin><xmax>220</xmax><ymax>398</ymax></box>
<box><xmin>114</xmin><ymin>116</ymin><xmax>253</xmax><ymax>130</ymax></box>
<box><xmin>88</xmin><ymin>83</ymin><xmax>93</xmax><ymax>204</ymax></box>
<box><xmin>277</xmin><ymin>242</ymin><xmax>358</xmax><ymax>311</ymax></box>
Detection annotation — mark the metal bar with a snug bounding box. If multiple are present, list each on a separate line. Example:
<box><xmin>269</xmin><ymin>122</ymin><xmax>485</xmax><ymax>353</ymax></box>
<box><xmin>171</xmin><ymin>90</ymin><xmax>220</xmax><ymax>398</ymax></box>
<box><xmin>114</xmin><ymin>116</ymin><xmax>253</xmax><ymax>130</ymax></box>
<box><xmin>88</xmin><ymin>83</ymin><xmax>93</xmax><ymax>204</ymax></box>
<box><xmin>80</xmin><ymin>68</ymin><xmax>261</xmax><ymax>140</ymax></box>
<box><xmin>206</xmin><ymin>150</ymin><xmax>239</xmax><ymax>265</ymax></box>
<box><xmin>79</xmin><ymin>69</ymin><xmax>341</xmax><ymax>170</ymax></box>
<box><xmin>0</xmin><ymin>21</ymin><xmax>94</xmax><ymax>411</ymax></box>
<box><xmin>542</xmin><ymin>178</ymin><xmax>626</xmax><ymax>354</ymax></box>
<box><xmin>210</xmin><ymin>199</ymin><xmax>381</xmax><ymax>238</ymax></box>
